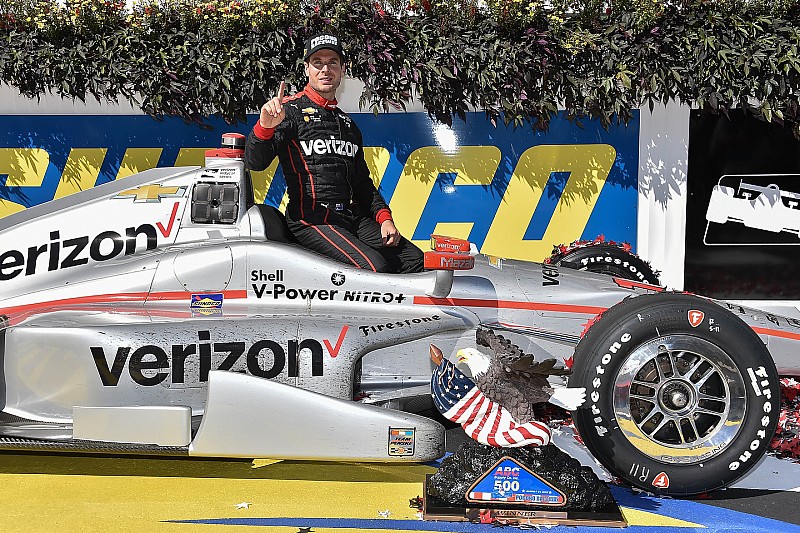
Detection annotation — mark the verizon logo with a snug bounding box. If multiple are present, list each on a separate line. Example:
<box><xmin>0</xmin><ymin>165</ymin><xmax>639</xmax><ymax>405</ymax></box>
<box><xmin>300</xmin><ymin>138</ymin><xmax>358</xmax><ymax>157</ymax></box>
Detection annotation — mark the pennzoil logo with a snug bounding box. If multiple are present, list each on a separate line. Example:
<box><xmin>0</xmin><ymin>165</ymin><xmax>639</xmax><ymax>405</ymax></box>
<box><xmin>113</xmin><ymin>184</ymin><xmax>186</xmax><ymax>203</ymax></box>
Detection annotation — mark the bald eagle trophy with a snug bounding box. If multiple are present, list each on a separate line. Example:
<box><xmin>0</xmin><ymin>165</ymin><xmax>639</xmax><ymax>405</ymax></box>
<box><xmin>425</xmin><ymin>328</ymin><xmax>617</xmax><ymax>522</ymax></box>
<box><xmin>430</xmin><ymin>327</ymin><xmax>585</xmax><ymax>447</ymax></box>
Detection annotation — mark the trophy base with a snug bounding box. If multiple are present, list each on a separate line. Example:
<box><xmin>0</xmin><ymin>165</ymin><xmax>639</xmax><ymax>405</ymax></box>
<box><xmin>422</xmin><ymin>475</ymin><xmax>627</xmax><ymax>527</ymax></box>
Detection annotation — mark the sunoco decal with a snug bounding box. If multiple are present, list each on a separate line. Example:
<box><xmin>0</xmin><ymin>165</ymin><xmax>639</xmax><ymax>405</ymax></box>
<box><xmin>191</xmin><ymin>293</ymin><xmax>223</xmax><ymax>310</ymax></box>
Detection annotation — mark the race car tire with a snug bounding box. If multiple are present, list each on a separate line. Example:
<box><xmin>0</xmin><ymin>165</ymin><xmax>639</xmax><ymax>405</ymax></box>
<box><xmin>554</xmin><ymin>244</ymin><xmax>660</xmax><ymax>285</ymax></box>
<box><xmin>569</xmin><ymin>293</ymin><xmax>780</xmax><ymax>496</ymax></box>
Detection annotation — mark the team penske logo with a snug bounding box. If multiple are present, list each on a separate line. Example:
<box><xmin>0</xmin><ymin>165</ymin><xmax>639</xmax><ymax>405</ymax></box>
<box><xmin>300</xmin><ymin>138</ymin><xmax>359</xmax><ymax>157</ymax></box>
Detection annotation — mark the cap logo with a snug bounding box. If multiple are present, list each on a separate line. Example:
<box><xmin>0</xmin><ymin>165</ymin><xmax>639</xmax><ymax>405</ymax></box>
<box><xmin>310</xmin><ymin>34</ymin><xmax>338</xmax><ymax>49</ymax></box>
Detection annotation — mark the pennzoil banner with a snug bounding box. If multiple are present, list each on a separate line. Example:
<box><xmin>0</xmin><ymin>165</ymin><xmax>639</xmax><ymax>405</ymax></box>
<box><xmin>0</xmin><ymin>112</ymin><xmax>638</xmax><ymax>262</ymax></box>
<box><xmin>686</xmin><ymin>110</ymin><xmax>800</xmax><ymax>300</ymax></box>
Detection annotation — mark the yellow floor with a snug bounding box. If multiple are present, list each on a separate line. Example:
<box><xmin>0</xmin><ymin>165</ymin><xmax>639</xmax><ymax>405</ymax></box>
<box><xmin>0</xmin><ymin>453</ymin><xmax>699</xmax><ymax>532</ymax></box>
<box><xmin>0</xmin><ymin>454</ymin><xmax>432</xmax><ymax>532</ymax></box>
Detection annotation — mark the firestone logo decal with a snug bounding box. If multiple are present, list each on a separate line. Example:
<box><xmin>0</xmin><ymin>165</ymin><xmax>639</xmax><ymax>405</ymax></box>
<box><xmin>359</xmin><ymin>315</ymin><xmax>441</xmax><ymax>337</ymax></box>
<box><xmin>688</xmin><ymin>310</ymin><xmax>705</xmax><ymax>328</ymax></box>
<box><xmin>652</xmin><ymin>472</ymin><xmax>670</xmax><ymax>489</ymax></box>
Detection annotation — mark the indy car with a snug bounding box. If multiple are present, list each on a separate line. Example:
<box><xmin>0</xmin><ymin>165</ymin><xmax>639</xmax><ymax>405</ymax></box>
<box><xmin>706</xmin><ymin>176</ymin><xmax>800</xmax><ymax>236</ymax></box>
<box><xmin>0</xmin><ymin>134</ymin><xmax>794</xmax><ymax>497</ymax></box>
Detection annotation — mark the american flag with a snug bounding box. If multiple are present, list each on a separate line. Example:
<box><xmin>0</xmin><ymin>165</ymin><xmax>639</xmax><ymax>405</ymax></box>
<box><xmin>431</xmin><ymin>358</ymin><xmax>551</xmax><ymax>447</ymax></box>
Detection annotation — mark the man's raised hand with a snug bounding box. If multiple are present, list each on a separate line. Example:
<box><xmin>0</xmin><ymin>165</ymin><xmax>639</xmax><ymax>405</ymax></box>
<box><xmin>259</xmin><ymin>81</ymin><xmax>286</xmax><ymax>130</ymax></box>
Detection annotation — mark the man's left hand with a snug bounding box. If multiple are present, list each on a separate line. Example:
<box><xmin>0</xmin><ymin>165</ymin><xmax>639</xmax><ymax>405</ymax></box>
<box><xmin>381</xmin><ymin>220</ymin><xmax>401</xmax><ymax>247</ymax></box>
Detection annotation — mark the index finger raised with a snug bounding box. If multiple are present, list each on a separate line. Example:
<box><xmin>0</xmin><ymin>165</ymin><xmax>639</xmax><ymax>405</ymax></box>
<box><xmin>277</xmin><ymin>81</ymin><xmax>285</xmax><ymax>101</ymax></box>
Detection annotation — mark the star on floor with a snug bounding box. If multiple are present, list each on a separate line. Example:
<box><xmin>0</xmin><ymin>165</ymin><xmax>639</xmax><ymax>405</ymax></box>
<box><xmin>377</xmin><ymin>509</ymin><xmax>391</xmax><ymax>518</ymax></box>
<box><xmin>235</xmin><ymin>502</ymin><xmax>252</xmax><ymax>510</ymax></box>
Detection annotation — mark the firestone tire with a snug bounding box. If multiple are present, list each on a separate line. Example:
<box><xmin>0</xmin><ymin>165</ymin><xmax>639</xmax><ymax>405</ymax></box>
<box><xmin>570</xmin><ymin>293</ymin><xmax>780</xmax><ymax>496</ymax></box>
<box><xmin>555</xmin><ymin>244</ymin><xmax>660</xmax><ymax>285</ymax></box>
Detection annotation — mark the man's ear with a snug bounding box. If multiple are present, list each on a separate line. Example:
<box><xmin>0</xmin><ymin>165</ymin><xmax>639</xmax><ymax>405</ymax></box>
<box><xmin>303</xmin><ymin>62</ymin><xmax>309</xmax><ymax>77</ymax></box>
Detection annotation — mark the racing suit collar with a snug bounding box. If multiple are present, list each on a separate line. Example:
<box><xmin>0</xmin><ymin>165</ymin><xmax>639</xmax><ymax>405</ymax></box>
<box><xmin>304</xmin><ymin>84</ymin><xmax>338</xmax><ymax>110</ymax></box>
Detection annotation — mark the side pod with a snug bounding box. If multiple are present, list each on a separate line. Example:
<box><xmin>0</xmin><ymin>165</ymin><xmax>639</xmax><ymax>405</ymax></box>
<box><xmin>189</xmin><ymin>371</ymin><xmax>445</xmax><ymax>461</ymax></box>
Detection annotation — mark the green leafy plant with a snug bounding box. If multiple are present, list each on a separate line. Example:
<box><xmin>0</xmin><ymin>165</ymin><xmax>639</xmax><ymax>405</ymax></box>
<box><xmin>2</xmin><ymin>0</ymin><xmax>800</xmax><ymax>135</ymax></box>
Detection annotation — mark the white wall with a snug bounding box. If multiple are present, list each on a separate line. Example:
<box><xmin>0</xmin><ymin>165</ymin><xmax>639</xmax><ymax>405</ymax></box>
<box><xmin>637</xmin><ymin>103</ymin><xmax>690</xmax><ymax>290</ymax></box>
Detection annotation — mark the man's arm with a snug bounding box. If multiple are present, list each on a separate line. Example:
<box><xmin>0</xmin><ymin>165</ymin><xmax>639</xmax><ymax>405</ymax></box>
<box><xmin>244</xmin><ymin>82</ymin><xmax>293</xmax><ymax>171</ymax></box>
<box><xmin>350</xmin><ymin>144</ymin><xmax>402</xmax><ymax>246</ymax></box>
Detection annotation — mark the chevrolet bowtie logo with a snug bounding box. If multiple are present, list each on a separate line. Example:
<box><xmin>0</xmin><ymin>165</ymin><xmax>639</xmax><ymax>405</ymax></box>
<box><xmin>114</xmin><ymin>184</ymin><xmax>186</xmax><ymax>202</ymax></box>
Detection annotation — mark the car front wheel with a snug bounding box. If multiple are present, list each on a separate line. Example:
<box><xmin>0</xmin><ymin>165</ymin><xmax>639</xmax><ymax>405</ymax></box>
<box><xmin>570</xmin><ymin>293</ymin><xmax>780</xmax><ymax>496</ymax></box>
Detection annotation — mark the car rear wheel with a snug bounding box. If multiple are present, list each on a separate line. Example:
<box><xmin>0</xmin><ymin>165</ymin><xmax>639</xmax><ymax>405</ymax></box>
<box><xmin>570</xmin><ymin>293</ymin><xmax>780</xmax><ymax>496</ymax></box>
<box><xmin>552</xmin><ymin>243</ymin><xmax>660</xmax><ymax>285</ymax></box>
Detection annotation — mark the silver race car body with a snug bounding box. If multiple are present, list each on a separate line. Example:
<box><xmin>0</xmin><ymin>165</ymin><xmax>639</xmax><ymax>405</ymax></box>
<box><xmin>0</xmin><ymin>146</ymin><xmax>796</xmax><ymax>495</ymax></box>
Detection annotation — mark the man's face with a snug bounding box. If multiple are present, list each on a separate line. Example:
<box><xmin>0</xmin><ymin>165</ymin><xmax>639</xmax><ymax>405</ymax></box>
<box><xmin>304</xmin><ymin>49</ymin><xmax>344</xmax><ymax>96</ymax></box>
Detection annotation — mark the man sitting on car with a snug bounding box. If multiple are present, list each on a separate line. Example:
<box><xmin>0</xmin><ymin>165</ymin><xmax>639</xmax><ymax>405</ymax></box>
<box><xmin>244</xmin><ymin>32</ymin><xmax>424</xmax><ymax>274</ymax></box>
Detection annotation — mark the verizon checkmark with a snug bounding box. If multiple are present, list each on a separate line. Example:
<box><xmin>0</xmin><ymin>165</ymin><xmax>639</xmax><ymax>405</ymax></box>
<box><xmin>156</xmin><ymin>202</ymin><xmax>180</xmax><ymax>238</ymax></box>
<box><xmin>324</xmin><ymin>325</ymin><xmax>349</xmax><ymax>357</ymax></box>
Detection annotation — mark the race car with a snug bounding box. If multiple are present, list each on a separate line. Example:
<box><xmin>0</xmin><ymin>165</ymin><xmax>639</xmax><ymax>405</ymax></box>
<box><xmin>0</xmin><ymin>134</ymin><xmax>793</xmax><ymax>497</ymax></box>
